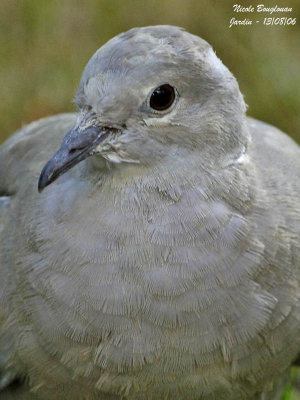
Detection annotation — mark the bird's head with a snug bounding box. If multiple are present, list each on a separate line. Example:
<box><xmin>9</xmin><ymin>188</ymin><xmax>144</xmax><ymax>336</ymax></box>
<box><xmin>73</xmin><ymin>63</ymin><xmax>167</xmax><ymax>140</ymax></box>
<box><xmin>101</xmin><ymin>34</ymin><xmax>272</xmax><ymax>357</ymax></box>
<box><xmin>38</xmin><ymin>25</ymin><xmax>249</xmax><ymax>192</ymax></box>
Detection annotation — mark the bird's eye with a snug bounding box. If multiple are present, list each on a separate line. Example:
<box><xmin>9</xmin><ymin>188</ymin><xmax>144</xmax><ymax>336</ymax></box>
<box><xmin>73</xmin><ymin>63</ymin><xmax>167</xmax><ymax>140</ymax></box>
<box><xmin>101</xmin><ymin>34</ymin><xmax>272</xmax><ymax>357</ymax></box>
<box><xmin>150</xmin><ymin>84</ymin><xmax>176</xmax><ymax>111</ymax></box>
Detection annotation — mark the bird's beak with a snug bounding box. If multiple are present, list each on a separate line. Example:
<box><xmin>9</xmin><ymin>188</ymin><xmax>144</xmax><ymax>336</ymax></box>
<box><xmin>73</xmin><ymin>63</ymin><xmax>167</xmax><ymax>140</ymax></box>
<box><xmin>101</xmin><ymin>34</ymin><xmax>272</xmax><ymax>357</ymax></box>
<box><xmin>38</xmin><ymin>124</ymin><xmax>115</xmax><ymax>192</ymax></box>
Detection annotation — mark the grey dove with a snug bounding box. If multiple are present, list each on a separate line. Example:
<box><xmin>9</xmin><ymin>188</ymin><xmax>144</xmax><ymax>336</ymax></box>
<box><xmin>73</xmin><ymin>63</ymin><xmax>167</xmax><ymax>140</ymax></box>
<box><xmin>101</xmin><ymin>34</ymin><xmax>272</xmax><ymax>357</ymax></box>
<box><xmin>0</xmin><ymin>25</ymin><xmax>299</xmax><ymax>400</ymax></box>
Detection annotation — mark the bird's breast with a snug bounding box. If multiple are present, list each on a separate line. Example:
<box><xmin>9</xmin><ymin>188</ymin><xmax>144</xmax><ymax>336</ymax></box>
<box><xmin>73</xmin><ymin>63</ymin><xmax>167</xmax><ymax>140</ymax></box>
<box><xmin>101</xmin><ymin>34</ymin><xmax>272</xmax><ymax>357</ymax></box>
<box><xmin>27</xmin><ymin>178</ymin><xmax>274</xmax><ymax>355</ymax></box>
<box><xmin>7</xmin><ymin>169</ymin><xmax>295</xmax><ymax>399</ymax></box>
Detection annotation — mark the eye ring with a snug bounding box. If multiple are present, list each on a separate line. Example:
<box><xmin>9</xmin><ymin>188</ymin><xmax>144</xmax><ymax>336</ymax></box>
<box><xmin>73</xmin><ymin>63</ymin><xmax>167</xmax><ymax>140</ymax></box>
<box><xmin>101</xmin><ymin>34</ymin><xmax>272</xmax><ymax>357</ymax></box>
<box><xmin>149</xmin><ymin>84</ymin><xmax>176</xmax><ymax>111</ymax></box>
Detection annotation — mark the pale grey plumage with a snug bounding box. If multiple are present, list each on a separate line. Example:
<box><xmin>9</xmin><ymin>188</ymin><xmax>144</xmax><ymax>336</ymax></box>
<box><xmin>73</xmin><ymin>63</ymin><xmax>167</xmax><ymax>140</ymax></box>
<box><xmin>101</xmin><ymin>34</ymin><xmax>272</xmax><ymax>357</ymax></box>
<box><xmin>0</xmin><ymin>26</ymin><xmax>299</xmax><ymax>400</ymax></box>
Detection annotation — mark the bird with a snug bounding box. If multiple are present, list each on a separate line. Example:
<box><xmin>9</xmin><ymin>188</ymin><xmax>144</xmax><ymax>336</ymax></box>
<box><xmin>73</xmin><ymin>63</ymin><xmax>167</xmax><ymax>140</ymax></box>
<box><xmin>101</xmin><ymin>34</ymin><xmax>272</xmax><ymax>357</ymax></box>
<box><xmin>0</xmin><ymin>25</ymin><xmax>299</xmax><ymax>400</ymax></box>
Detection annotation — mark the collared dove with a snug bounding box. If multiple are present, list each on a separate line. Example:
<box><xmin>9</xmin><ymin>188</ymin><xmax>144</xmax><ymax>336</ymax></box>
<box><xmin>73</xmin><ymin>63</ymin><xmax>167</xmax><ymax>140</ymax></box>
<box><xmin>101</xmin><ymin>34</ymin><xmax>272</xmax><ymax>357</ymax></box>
<box><xmin>0</xmin><ymin>25</ymin><xmax>299</xmax><ymax>400</ymax></box>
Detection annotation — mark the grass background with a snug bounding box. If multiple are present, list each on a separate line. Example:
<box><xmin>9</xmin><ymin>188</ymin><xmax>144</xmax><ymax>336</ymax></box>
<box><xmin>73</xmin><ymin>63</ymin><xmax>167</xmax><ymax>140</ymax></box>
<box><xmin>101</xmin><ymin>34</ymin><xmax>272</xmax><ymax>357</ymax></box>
<box><xmin>0</xmin><ymin>0</ymin><xmax>299</xmax><ymax>145</ymax></box>
<box><xmin>0</xmin><ymin>0</ymin><xmax>299</xmax><ymax>398</ymax></box>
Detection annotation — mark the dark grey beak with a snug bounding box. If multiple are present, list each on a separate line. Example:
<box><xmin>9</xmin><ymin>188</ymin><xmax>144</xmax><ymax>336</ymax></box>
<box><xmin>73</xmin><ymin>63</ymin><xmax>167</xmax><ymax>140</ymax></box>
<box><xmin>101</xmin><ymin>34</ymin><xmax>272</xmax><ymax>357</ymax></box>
<box><xmin>38</xmin><ymin>125</ymin><xmax>112</xmax><ymax>192</ymax></box>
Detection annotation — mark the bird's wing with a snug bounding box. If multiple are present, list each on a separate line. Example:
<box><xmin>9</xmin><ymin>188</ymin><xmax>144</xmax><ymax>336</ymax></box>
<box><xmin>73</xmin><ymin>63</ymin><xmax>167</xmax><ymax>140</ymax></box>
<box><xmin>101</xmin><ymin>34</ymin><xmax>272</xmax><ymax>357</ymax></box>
<box><xmin>0</xmin><ymin>114</ymin><xmax>76</xmax><ymax>395</ymax></box>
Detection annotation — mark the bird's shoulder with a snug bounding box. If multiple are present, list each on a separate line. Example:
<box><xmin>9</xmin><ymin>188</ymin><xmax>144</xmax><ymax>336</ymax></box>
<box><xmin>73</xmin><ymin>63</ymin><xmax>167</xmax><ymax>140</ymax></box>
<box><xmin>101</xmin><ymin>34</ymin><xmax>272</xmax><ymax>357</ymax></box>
<box><xmin>247</xmin><ymin>117</ymin><xmax>300</xmax><ymax>177</ymax></box>
<box><xmin>247</xmin><ymin>116</ymin><xmax>300</xmax><ymax>217</ymax></box>
<box><xmin>0</xmin><ymin>113</ymin><xmax>76</xmax><ymax>196</ymax></box>
<box><xmin>247</xmin><ymin>116</ymin><xmax>300</xmax><ymax>227</ymax></box>
<box><xmin>0</xmin><ymin>112</ymin><xmax>76</xmax><ymax>298</ymax></box>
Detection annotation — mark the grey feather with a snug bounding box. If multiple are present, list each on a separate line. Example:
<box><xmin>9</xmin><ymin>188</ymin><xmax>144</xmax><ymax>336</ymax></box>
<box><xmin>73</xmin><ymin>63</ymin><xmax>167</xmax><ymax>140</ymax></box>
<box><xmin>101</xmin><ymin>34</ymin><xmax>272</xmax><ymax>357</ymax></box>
<box><xmin>0</xmin><ymin>26</ymin><xmax>299</xmax><ymax>400</ymax></box>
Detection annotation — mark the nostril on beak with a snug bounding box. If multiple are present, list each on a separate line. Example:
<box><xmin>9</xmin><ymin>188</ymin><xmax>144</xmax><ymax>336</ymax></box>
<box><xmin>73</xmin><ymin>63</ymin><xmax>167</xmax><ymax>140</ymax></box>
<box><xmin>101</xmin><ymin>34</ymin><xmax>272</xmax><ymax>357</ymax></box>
<box><xmin>69</xmin><ymin>147</ymin><xmax>83</xmax><ymax>154</ymax></box>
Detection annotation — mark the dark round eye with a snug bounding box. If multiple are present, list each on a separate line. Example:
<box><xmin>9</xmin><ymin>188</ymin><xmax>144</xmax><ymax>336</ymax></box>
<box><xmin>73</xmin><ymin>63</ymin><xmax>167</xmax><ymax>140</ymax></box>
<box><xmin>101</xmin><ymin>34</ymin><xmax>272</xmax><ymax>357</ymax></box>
<box><xmin>150</xmin><ymin>84</ymin><xmax>176</xmax><ymax>111</ymax></box>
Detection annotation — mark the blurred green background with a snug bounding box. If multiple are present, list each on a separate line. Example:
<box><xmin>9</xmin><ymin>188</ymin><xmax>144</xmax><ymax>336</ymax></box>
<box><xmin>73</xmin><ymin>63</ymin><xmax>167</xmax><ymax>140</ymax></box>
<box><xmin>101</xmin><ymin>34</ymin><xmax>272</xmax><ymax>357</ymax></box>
<box><xmin>0</xmin><ymin>0</ymin><xmax>299</xmax><ymax>145</ymax></box>
<box><xmin>0</xmin><ymin>0</ymin><xmax>299</xmax><ymax>398</ymax></box>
